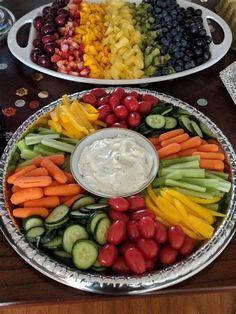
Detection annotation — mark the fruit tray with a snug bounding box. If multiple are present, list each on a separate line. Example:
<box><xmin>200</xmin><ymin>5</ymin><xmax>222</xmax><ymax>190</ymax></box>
<box><xmin>0</xmin><ymin>88</ymin><xmax>236</xmax><ymax>294</ymax></box>
<box><xmin>7</xmin><ymin>0</ymin><xmax>232</xmax><ymax>85</ymax></box>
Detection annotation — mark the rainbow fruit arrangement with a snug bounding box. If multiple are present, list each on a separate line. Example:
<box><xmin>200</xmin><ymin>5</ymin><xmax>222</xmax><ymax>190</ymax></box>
<box><xmin>31</xmin><ymin>0</ymin><xmax>212</xmax><ymax>79</ymax></box>
<box><xmin>6</xmin><ymin>88</ymin><xmax>231</xmax><ymax>275</ymax></box>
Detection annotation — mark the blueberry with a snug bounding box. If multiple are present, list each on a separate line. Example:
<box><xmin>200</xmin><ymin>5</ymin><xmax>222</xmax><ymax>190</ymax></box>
<box><xmin>195</xmin><ymin>9</ymin><xmax>202</xmax><ymax>16</ymax></box>
<box><xmin>184</xmin><ymin>62</ymin><xmax>194</xmax><ymax>70</ymax></box>
<box><xmin>194</xmin><ymin>46</ymin><xmax>203</xmax><ymax>56</ymax></box>
<box><xmin>186</xmin><ymin>6</ymin><xmax>195</xmax><ymax>13</ymax></box>
<box><xmin>196</xmin><ymin>57</ymin><xmax>203</xmax><ymax>65</ymax></box>
<box><xmin>199</xmin><ymin>29</ymin><xmax>207</xmax><ymax>37</ymax></box>
<box><xmin>186</xmin><ymin>49</ymin><xmax>194</xmax><ymax>58</ymax></box>
<box><xmin>155</xmin><ymin>7</ymin><xmax>162</xmax><ymax>14</ymax></box>
<box><xmin>190</xmin><ymin>25</ymin><xmax>198</xmax><ymax>34</ymax></box>
<box><xmin>176</xmin><ymin>59</ymin><xmax>183</xmax><ymax>67</ymax></box>
<box><xmin>203</xmin><ymin>51</ymin><xmax>211</xmax><ymax>61</ymax></box>
<box><xmin>155</xmin><ymin>71</ymin><xmax>162</xmax><ymax>77</ymax></box>
<box><xmin>183</xmin><ymin>55</ymin><xmax>191</xmax><ymax>62</ymax></box>
<box><xmin>160</xmin><ymin>47</ymin><xmax>167</xmax><ymax>54</ymax></box>
<box><xmin>162</xmin><ymin>27</ymin><xmax>168</xmax><ymax>33</ymax></box>
<box><xmin>205</xmin><ymin>35</ymin><xmax>212</xmax><ymax>44</ymax></box>
<box><xmin>162</xmin><ymin>67</ymin><xmax>169</xmax><ymax>75</ymax></box>
<box><xmin>174</xmin><ymin>65</ymin><xmax>182</xmax><ymax>72</ymax></box>
<box><xmin>195</xmin><ymin>38</ymin><xmax>206</xmax><ymax>47</ymax></box>
<box><xmin>161</xmin><ymin>38</ymin><xmax>170</xmax><ymax>46</ymax></box>
<box><xmin>195</xmin><ymin>16</ymin><xmax>203</xmax><ymax>23</ymax></box>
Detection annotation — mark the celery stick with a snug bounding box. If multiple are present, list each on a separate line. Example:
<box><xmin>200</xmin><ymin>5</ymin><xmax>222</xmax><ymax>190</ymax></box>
<box><xmin>174</xmin><ymin>187</ymin><xmax>218</xmax><ymax>199</ymax></box>
<box><xmin>160</xmin><ymin>155</ymin><xmax>200</xmax><ymax>167</ymax></box>
<box><xmin>20</xmin><ymin>149</ymin><xmax>41</xmax><ymax>160</ymax></box>
<box><xmin>206</xmin><ymin>170</ymin><xmax>229</xmax><ymax>180</ymax></box>
<box><xmin>165</xmin><ymin>179</ymin><xmax>206</xmax><ymax>192</ymax></box>
<box><xmin>181</xmin><ymin>178</ymin><xmax>219</xmax><ymax>189</ymax></box>
<box><xmin>152</xmin><ymin>177</ymin><xmax>166</xmax><ymax>187</ymax></box>
<box><xmin>33</xmin><ymin>144</ymin><xmax>62</xmax><ymax>156</ymax></box>
<box><xmin>17</xmin><ymin>159</ymin><xmax>32</xmax><ymax>167</ymax></box>
<box><xmin>25</xmin><ymin>133</ymin><xmax>60</xmax><ymax>146</ymax></box>
<box><xmin>153</xmin><ymin>188</ymin><xmax>160</xmax><ymax>196</ymax></box>
<box><xmin>38</xmin><ymin>127</ymin><xmax>58</xmax><ymax>135</ymax></box>
<box><xmin>17</xmin><ymin>139</ymin><xmax>28</xmax><ymax>153</ymax></box>
<box><xmin>205</xmin><ymin>203</ymin><xmax>220</xmax><ymax>211</ymax></box>
<box><xmin>218</xmin><ymin>181</ymin><xmax>231</xmax><ymax>193</ymax></box>
<box><xmin>160</xmin><ymin>168</ymin><xmax>204</xmax><ymax>178</ymax></box>
<box><xmin>164</xmin><ymin>160</ymin><xmax>200</xmax><ymax>170</ymax></box>
<box><xmin>60</xmin><ymin>138</ymin><xmax>80</xmax><ymax>145</ymax></box>
<box><xmin>41</xmin><ymin>138</ymin><xmax>74</xmax><ymax>153</ymax></box>
<box><xmin>165</xmin><ymin>170</ymin><xmax>182</xmax><ymax>180</ymax></box>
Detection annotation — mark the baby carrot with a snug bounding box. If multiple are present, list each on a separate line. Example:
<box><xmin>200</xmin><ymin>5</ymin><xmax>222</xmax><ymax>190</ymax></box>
<box><xmin>24</xmin><ymin>196</ymin><xmax>60</xmax><ymax>208</ymax></box>
<box><xmin>15</xmin><ymin>164</ymin><xmax>32</xmax><ymax>173</ymax></box>
<box><xmin>11</xmin><ymin>188</ymin><xmax>44</xmax><ymax>205</ymax></box>
<box><xmin>41</xmin><ymin>159</ymin><xmax>68</xmax><ymax>184</ymax></box>
<box><xmin>197</xmin><ymin>144</ymin><xmax>219</xmax><ymax>152</ymax></box>
<box><xmin>50</xmin><ymin>180</ymin><xmax>63</xmax><ymax>186</ymax></box>
<box><xmin>157</xmin><ymin>143</ymin><xmax>181</xmax><ymax>159</ymax></box>
<box><xmin>44</xmin><ymin>184</ymin><xmax>81</xmax><ymax>196</ymax></box>
<box><xmin>60</xmin><ymin>195</ymin><xmax>72</xmax><ymax>203</ymax></box>
<box><xmin>32</xmin><ymin>154</ymin><xmax>65</xmax><ymax>167</ymax></box>
<box><xmin>63</xmin><ymin>194</ymin><xmax>82</xmax><ymax>207</ymax></box>
<box><xmin>7</xmin><ymin>165</ymin><xmax>36</xmax><ymax>184</ymax></box>
<box><xmin>199</xmin><ymin>159</ymin><xmax>224</xmax><ymax>171</ymax></box>
<box><xmin>178</xmin><ymin>148</ymin><xmax>197</xmax><ymax>157</ymax></box>
<box><xmin>13</xmin><ymin>207</ymin><xmax>49</xmax><ymax>219</ymax></box>
<box><xmin>25</xmin><ymin>167</ymin><xmax>49</xmax><ymax>177</ymax></box>
<box><xmin>161</xmin><ymin>153</ymin><xmax>180</xmax><ymax>160</ymax></box>
<box><xmin>179</xmin><ymin>136</ymin><xmax>202</xmax><ymax>151</ymax></box>
<box><xmin>65</xmin><ymin>172</ymin><xmax>75</xmax><ymax>183</ymax></box>
<box><xmin>159</xmin><ymin>129</ymin><xmax>184</xmax><ymax>142</ymax></box>
<box><xmin>201</xmin><ymin>139</ymin><xmax>208</xmax><ymax>145</ymax></box>
<box><xmin>148</xmin><ymin>137</ymin><xmax>160</xmax><ymax>146</ymax></box>
<box><xmin>161</xmin><ymin>133</ymin><xmax>189</xmax><ymax>147</ymax></box>
<box><xmin>11</xmin><ymin>185</ymin><xmax>21</xmax><ymax>193</ymax></box>
<box><xmin>14</xmin><ymin>176</ymin><xmax>52</xmax><ymax>188</ymax></box>
<box><xmin>192</xmin><ymin>152</ymin><xmax>225</xmax><ymax>161</ymax></box>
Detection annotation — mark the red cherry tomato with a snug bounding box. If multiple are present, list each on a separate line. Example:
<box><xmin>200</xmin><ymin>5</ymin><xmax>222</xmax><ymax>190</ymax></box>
<box><xmin>145</xmin><ymin>258</ymin><xmax>157</xmax><ymax>271</ymax></box>
<box><xmin>127</xmin><ymin>195</ymin><xmax>145</xmax><ymax>211</ymax></box>
<box><xmin>123</xmin><ymin>95</ymin><xmax>139</xmax><ymax>112</ymax></box>
<box><xmin>128</xmin><ymin>112</ymin><xmax>141</xmax><ymax>128</ymax></box>
<box><xmin>120</xmin><ymin>241</ymin><xmax>136</xmax><ymax>255</ymax></box>
<box><xmin>179</xmin><ymin>236</ymin><xmax>195</xmax><ymax>256</ymax></box>
<box><xmin>168</xmin><ymin>225</ymin><xmax>185</xmax><ymax>250</ymax></box>
<box><xmin>98</xmin><ymin>244</ymin><xmax>118</xmax><ymax>267</ymax></box>
<box><xmin>128</xmin><ymin>91</ymin><xmax>140</xmax><ymax>99</ymax></box>
<box><xmin>127</xmin><ymin>220</ymin><xmax>140</xmax><ymax>242</ymax></box>
<box><xmin>109</xmin><ymin>96</ymin><xmax>120</xmax><ymax>108</ymax></box>
<box><xmin>159</xmin><ymin>245</ymin><xmax>178</xmax><ymax>265</ymax></box>
<box><xmin>98</xmin><ymin>105</ymin><xmax>112</xmax><ymax>120</ymax></box>
<box><xmin>109</xmin><ymin>197</ymin><xmax>130</xmax><ymax>212</ymax></box>
<box><xmin>130</xmin><ymin>209</ymin><xmax>155</xmax><ymax>221</ymax></box>
<box><xmin>105</xmin><ymin>114</ymin><xmax>117</xmax><ymax>126</ymax></box>
<box><xmin>138</xmin><ymin>101</ymin><xmax>152</xmax><ymax>115</ymax></box>
<box><xmin>112</xmin><ymin>122</ymin><xmax>128</xmax><ymax>128</ymax></box>
<box><xmin>82</xmin><ymin>93</ymin><xmax>97</xmax><ymax>106</ymax></box>
<box><xmin>98</xmin><ymin>95</ymin><xmax>110</xmax><ymax>106</ymax></box>
<box><xmin>139</xmin><ymin>216</ymin><xmax>155</xmax><ymax>239</ymax></box>
<box><xmin>112</xmin><ymin>87</ymin><xmax>125</xmax><ymax>100</ymax></box>
<box><xmin>112</xmin><ymin>256</ymin><xmax>130</xmax><ymax>274</ymax></box>
<box><xmin>114</xmin><ymin>105</ymin><xmax>129</xmax><ymax>119</ymax></box>
<box><xmin>124</xmin><ymin>248</ymin><xmax>146</xmax><ymax>274</ymax></box>
<box><xmin>107</xmin><ymin>220</ymin><xmax>126</xmax><ymax>245</ymax></box>
<box><xmin>91</xmin><ymin>88</ymin><xmax>107</xmax><ymax>99</ymax></box>
<box><xmin>108</xmin><ymin>210</ymin><xmax>129</xmax><ymax>224</ymax></box>
<box><xmin>136</xmin><ymin>238</ymin><xmax>159</xmax><ymax>259</ymax></box>
<box><xmin>141</xmin><ymin>94</ymin><xmax>160</xmax><ymax>106</ymax></box>
<box><xmin>153</xmin><ymin>221</ymin><xmax>168</xmax><ymax>244</ymax></box>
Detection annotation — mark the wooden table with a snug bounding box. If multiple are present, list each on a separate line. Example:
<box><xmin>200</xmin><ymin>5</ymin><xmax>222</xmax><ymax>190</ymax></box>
<box><xmin>0</xmin><ymin>0</ymin><xmax>236</xmax><ymax>312</ymax></box>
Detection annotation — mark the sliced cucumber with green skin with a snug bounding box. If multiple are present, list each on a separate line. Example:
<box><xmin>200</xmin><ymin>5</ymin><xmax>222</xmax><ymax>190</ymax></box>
<box><xmin>40</xmin><ymin>229</ymin><xmax>57</xmax><ymax>244</ymax></box>
<box><xmin>177</xmin><ymin>108</ymin><xmax>190</xmax><ymax>116</ymax></box>
<box><xmin>164</xmin><ymin>117</ymin><xmax>178</xmax><ymax>130</ymax></box>
<box><xmin>63</xmin><ymin>224</ymin><xmax>89</xmax><ymax>254</ymax></box>
<box><xmin>98</xmin><ymin>198</ymin><xmax>109</xmax><ymax>205</ymax></box>
<box><xmin>23</xmin><ymin>216</ymin><xmax>44</xmax><ymax>231</ymax></box>
<box><xmin>53</xmin><ymin>250</ymin><xmax>71</xmax><ymax>259</ymax></box>
<box><xmin>45</xmin><ymin>205</ymin><xmax>69</xmax><ymax>224</ymax></box>
<box><xmin>85</xmin><ymin>204</ymin><xmax>108</xmax><ymax>211</ymax></box>
<box><xmin>94</xmin><ymin>217</ymin><xmax>111</xmax><ymax>245</ymax></box>
<box><xmin>145</xmin><ymin>114</ymin><xmax>166</xmax><ymax>129</ymax></box>
<box><xmin>26</xmin><ymin>226</ymin><xmax>45</xmax><ymax>242</ymax></box>
<box><xmin>44</xmin><ymin>217</ymin><xmax>69</xmax><ymax>230</ymax></box>
<box><xmin>190</xmin><ymin>120</ymin><xmax>203</xmax><ymax>138</ymax></box>
<box><xmin>42</xmin><ymin>235</ymin><xmax>63</xmax><ymax>249</ymax></box>
<box><xmin>178</xmin><ymin>115</ymin><xmax>194</xmax><ymax>134</ymax></box>
<box><xmin>71</xmin><ymin>196</ymin><xmax>96</xmax><ymax>211</ymax></box>
<box><xmin>72</xmin><ymin>240</ymin><xmax>98</xmax><ymax>270</ymax></box>
<box><xmin>87</xmin><ymin>211</ymin><xmax>108</xmax><ymax>235</ymax></box>
<box><xmin>69</xmin><ymin>210</ymin><xmax>90</xmax><ymax>220</ymax></box>
<box><xmin>92</xmin><ymin>259</ymin><xmax>106</xmax><ymax>272</ymax></box>
<box><xmin>199</xmin><ymin>121</ymin><xmax>216</xmax><ymax>138</ymax></box>
<box><xmin>161</xmin><ymin>107</ymin><xmax>174</xmax><ymax>116</ymax></box>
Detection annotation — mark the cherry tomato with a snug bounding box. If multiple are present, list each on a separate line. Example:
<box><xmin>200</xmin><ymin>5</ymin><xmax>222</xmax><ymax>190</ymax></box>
<box><xmin>159</xmin><ymin>245</ymin><xmax>178</xmax><ymax>265</ymax></box>
<box><xmin>112</xmin><ymin>256</ymin><xmax>130</xmax><ymax>274</ymax></box>
<box><xmin>124</xmin><ymin>248</ymin><xmax>146</xmax><ymax>274</ymax></box>
<box><xmin>128</xmin><ymin>91</ymin><xmax>140</xmax><ymax>99</ymax></box>
<box><xmin>123</xmin><ymin>95</ymin><xmax>139</xmax><ymax>112</ymax></box>
<box><xmin>127</xmin><ymin>195</ymin><xmax>145</xmax><ymax>211</ymax></box>
<box><xmin>139</xmin><ymin>216</ymin><xmax>155</xmax><ymax>239</ymax></box>
<box><xmin>109</xmin><ymin>197</ymin><xmax>130</xmax><ymax>212</ymax></box>
<box><xmin>114</xmin><ymin>105</ymin><xmax>129</xmax><ymax>119</ymax></box>
<box><xmin>109</xmin><ymin>96</ymin><xmax>120</xmax><ymax>108</ymax></box>
<box><xmin>112</xmin><ymin>87</ymin><xmax>125</xmax><ymax>100</ymax></box>
<box><xmin>179</xmin><ymin>236</ymin><xmax>195</xmax><ymax>256</ymax></box>
<box><xmin>130</xmin><ymin>209</ymin><xmax>155</xmax><ymax>221</ymax></box>
<box><xmin>98</xmin><ymin>244</ymin><xmax>118</xmax><ymax>267</ymax></box>
<box><xmin>141</xmin><ymin>94</ymin><xmax>160</xmax><ymax>106</ymax></box>
<box><xmin>138</xmin><ymin>101</ymin><xmax>152</xmax><ymax>115</ymax></box>
<box><xmin>91</xmin><ymin>88</ymin><xmax>107</xmax><ymax>99</ymax></box>
<box><xmin>108</xmin><ymin>210</ymin><xmax>129</xmax><ymax>224</ymax></box>
<box><xmin>112</xmin><ymin>122</ymin><xmax>128</xmax><ymax>128</ymax></box>
<box><xmin>120</xmin><ymin>241</ymin><xmax>136</xmax><ymax>255</ymax></box>
<box><xmin>145</xmin><ymin>258</ymin><xmax>157</xmax><ymax>271</ymax></box>
<box><xmin>153</xmin><ymin>221</ymin><xmax>168</xmax><ymax>244</ymax></box>
<box><xmin>98</xmin><ymin>95</ymin><xmax>110</xmax><ymax>106</ymax></box>
<box><xmin>128</xmin><ymin>112</ymin><xmax>141</xmax><ymax>128</ymax></box>
<box><xmin>168</xmin><ymin>225</ymin><xmax>185</xmax><ymax>250</ymax></box>
<box><xmin>82</xmin><ymin>93</ymin><xmax>97</xmax><ymax>107</ymax></box>
<box><xmin>127</xmin><ymin>220</ymin><xmax>140</xmax><ymax>242</ymax></box>
<box><xmin>105</xmin><ymin>114</ymin><xmax>117</xmax><ymax>126</ymax></box>
<box><xmin>98</xmin><ymin>105</ymin><xmax>112</xmax><ymax>120</ymax></box>
<box><xmin>136</xmin><ymin>238</ymin><xmax>159</xmax><ymax>259</ymax></box>
<box><xmin>107</xmin><ymin>220</ymin><xmax>126</xmax><ymax>245</ymax></box>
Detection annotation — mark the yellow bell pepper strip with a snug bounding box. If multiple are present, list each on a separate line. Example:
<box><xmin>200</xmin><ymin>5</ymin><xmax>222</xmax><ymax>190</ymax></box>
<box><xmin>94</xmin><ymin>120</ymin><xmax>107</xmax><ymax>128</ymax></box>
<box><xmin>82</xmin><ymin>103</ymin><xmax>98</xmax><ymax>114</ymax></box>
<box><xmin>50</xmin><ymin>110</ymin><xmax>59</xmax><ymax>122</ymax></box>
<box><xmin>187</xmin><ymin>214</ymin><xmax>214</xmax><ymax>239</ymax></box>
<box><xmin>70</xmin><ymin>101</ymin><xmax>93</xmax><ymax>130</ymax></box>
<box><xmin>160</xmin><ymin>190</ymin><xmax>175</xmax><ymax>205</ymax></box>
<box><xmin>155</xmin><ymin>216</ymin><xmax>170</xmax><ymax>227</ymax></box>
<box><xmin>48</xmin><ymin>120</ymin><xmax>62</xmax><ymax>133</ymax></box>
<box><xmin>62</xmin><ymin>94</ymin><xmax>70</xmax><ymax>107</ymax></box>
<box><xmin>188</xmin><ymin>195</ymin><xmax>221</xmax><ymax>204</ymax></box>
<box><xmin>61</xmin><ymin>105</ymin><xmax>88</xmax><ymax>135</ymax></box>
<box><xmin>61</xmin><ymin>121</ymin><xmax>85</xmax><ymax>139</ymax></box>
<box><xmin>158</xmin><ymin>196</ymin><xmax>181</xmax><ymax>222</ymax></box>
<box><xmin>79</xmin><ymin>105</ymin><xmax>99</xmax><ymax>122</ymax></box>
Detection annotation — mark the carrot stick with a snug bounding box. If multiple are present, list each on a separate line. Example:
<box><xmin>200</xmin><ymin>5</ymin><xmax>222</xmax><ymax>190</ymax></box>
<box><xmin>179</xmin><ymin>136</ymin><xmax>202</xmax><ymax>151</ymax></box>
<box><xmin>148</xmin><ymin>137</ymin><xmax>160</xmax><ymax>146</ymax></box>
<box><xmin>157</xmin><ymin>143</ymin><xmax>181</xmax><ymax>159</ymax></box>
<box><xmin>24</xmin><ymin>167</ymin><xmax>49</xmax><ymax>177</ymax></box>
<box><xmin>178</xmin><ymin>148</ymin><xmax>197</xmax><ymax>157</ymax></box>
<box><xmin>60</xmin><ymin>195</ymin><xmax>72</xmax><ymax>203</ymax></box>
<box><xmin>49</xmin><ymin>180</ymin><xmax>63</xmax><ymax>186</ymax></box>
<box><xmin>201</xmin><ymin>139</ymin><xmax>207</xmax><ymax>145</ymax></box>
<box><xmin>63</xmin><ymin>194</ymin><xmax>82</xmax><ymax>207</ymax></box>
<box><xmin>13</xmin><ymin>207</ymin><xmax>49</xmax><ymax>219</ymax></box>
<box><xmin>44</xmin><ymin>184</ymin><xmax>81</xmax><ymax>196</ymax></box>
<box><xmin>15</xmin><ymin>164</ymin><xmax>32</xmax><ymax>173</ymax></box>
<box><xmin>161</xmin><ymin>133</ymin><xmax>189</xmax><ymax>147</ymax></box>
<box><xmin>41</xmin><ymin>159</ymin><xmax>68</xmax><ymax>184</ymax></box>
<box><xmin>197</xmin><ymin>144</ymin><xmax>219</xmax><ymax>152</ymax></box>
<box><xmin>14</xmin><ymin>176</ymin><xmax>52</xmax><ymax>188</ymax></box>
<box><xmin>65</xmin><ymin>172</ymin><xmax>75</xmax><ymax>183</ymax></box>
<box><xmin>192</xmin><ymin>152</ymin><xmax>225</xmax><ymax>161</ymax></box>
<box><xmin>11</xmin><ymin>188</ymin><xmax>44</xmax><ymax>205</ymax></box>
<box><xmin>199</xmin><ymin>159</ymin><xmax>224</xmax><ymax>171</ymax></box>
<box><xmin>159</xmin><ymin>129</ymin><xmax>184</xmax><ymax>142</ymax></box>
<box><xmin>11</xmin><ymin>185</ymin><xmax>21</xmax><ymax>193</ymax></box>
<box><xmin>24</xmin><ymin>196</ymin><xmax>60</xmax><ymax>208</ymax></box>
<box><xmin>161</xmin><ymin>153</ymin><xmax>180</xmax><ymax>160</ymax></box>
<box><xmin>7</xmin><ymin>165</ymin><xmax>36</xmax><ymax>184</ymax></box>
<box><xmin>32</xmin><ymin>154</ymin><xmax>65</xmax><ymax>167</ymax></box>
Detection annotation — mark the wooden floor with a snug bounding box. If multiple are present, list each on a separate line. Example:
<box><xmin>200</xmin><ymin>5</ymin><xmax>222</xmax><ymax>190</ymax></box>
<box><xmin>0</xmin><ymin>293</ymin><xmax>235</xmax><ymax>314</ymax></box>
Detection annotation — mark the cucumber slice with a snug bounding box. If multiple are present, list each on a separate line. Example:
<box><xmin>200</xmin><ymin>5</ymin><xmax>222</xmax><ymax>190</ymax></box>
<box><xmin>190</xmin><ymin>120</ymin><xmax>203</xmax><ymax>138</ymax></box>
<box><xmin>87</xmin><ymin>211</ymin><xmax>108</xmax><ymax>235</ymax></box>
<box><xmin>145</xmin><ymin>114</ymin><xmax>166</xmax><ymax>129</ymax></box>
<box><xmin>42</xmin><ymin>235</ymin><xmax>63</xmax><ymax>249</ymax></box>
<box><xmin>69</xmin><ymin>210</ymin><xmax>90</xmax><ymax>220</ymax></box>
<box><xmin>199</xmin><ymin>121</ymin><xmax>216</xmax><ymax>138</ymax></box>
<box><xmin>45</xmin><ymin>205</ymin><xmax>69</xmax><ymax>224</ymax></box>
<box><xmin>92</xmin><ymin>259</ymin><xmax>106</xmax><ymax>272</ymax></box>
<box><xmin>94</xmin><ymin>217</ymin><xmax>111</xmax><ymax>245</ymax></box>
<box><xmin>164</xmin><ymin>116</ymin><xmax>178</xmax><ymax>130</ymax></box>
<box><xmin>71</xmin><ymin>196</ymin><xmax>96</xmax><ymax>211</ymax></box>
<box><xmin>98</xmin><ymin>198</ymin><xmax>109</xmax><ymax>205</ymax></box>
<box><xmin>85</xmin><ymin>204</ymin><xmax>108</xmax><ymax>211</ymax></box>
<box><xmin>40</xmin><ymin>229</ymin><xmax>57</xmax><ymax>244</ymax></box>
<box><xmin>26</xmin><ymin>226</ymin><xmax>46</xmax><ymax>242</ymax></box>
<box><xmin>178</xmin><ymin>115</ymin><xmax>194</xmax><ymax>134</ymax></box>
<box><xmin>177</xmin><ymin>108</ymin><xmax>190</xmax><ymax>116</ymax></box>
<box><xmin>23</xmin><ymin>216</ymin><xmax>44</xmax><ymax>231</ymax></box>
<box><xmin>72</xmin><ymin>240</ymin><xmax>98</xmax><ymax>270</ymax></box>
<box><xmin>63</xmin><ymin>224</ymin><xmax>89</xmax><ymax>254</ymax></box>
<box><xmin>161</xmin><ymin>107</ymin><xmax>174</xmax><ymax>115</ymax></box>
<box><xmin>44</xmin><ymin>217</ymin><xmax>69</xmax><ymax>230</ymax></box>
<box><xmin>53</xmin><ymin>250</ymin><xmax>71</xmax><ymax>259</ymax></box>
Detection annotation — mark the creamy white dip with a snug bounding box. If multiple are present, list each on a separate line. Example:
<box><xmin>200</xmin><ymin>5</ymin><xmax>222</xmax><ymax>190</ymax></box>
<box><xmin>78</xmin><ymin>135</ymin><xmax>153</xmax><ymax>195</ymax></box>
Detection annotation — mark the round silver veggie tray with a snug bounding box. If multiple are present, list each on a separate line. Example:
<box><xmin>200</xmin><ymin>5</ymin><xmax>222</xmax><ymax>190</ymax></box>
<box><xmin>7</xmin><ymin>0</ymin><xmax>232</xmax><ymax>85</ymax></box>
<box><xmin>0</xmin><ymin>88</ymin><xmax>236</xmax><ymax>294</ymax></box>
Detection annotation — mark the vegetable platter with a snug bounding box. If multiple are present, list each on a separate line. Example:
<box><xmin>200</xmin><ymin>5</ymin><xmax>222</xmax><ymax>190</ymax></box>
<box><xmin>0</xmin><ymin>87</ymin><xmax>235</xmax><ymax>294</ymax></box>
<box><xmin>7</xmin><ymin>0</ymin><xmax>232</xmax><ymax>85</ymax></box>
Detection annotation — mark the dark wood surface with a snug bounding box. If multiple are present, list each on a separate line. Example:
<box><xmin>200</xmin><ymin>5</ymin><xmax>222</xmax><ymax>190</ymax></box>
<box><xmin>0</xmin><ymin>0</ymin><xmax>236</xmax><ymax>308</ymax></box>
